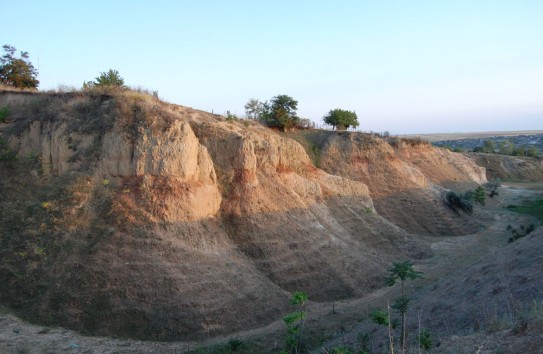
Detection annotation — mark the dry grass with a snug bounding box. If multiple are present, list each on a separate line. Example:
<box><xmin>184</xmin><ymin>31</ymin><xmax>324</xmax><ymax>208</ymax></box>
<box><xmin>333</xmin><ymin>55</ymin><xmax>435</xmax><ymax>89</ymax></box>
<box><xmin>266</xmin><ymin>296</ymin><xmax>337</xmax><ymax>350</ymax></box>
<box><xmin>0</xmin><ymin>83</ymin><xmax>38</xmax><ymax>93</ymax></box>
<box><xmin>388</xmin><ymin>136</ymin><xmax>431</xmax><ymax>147</ymax></box>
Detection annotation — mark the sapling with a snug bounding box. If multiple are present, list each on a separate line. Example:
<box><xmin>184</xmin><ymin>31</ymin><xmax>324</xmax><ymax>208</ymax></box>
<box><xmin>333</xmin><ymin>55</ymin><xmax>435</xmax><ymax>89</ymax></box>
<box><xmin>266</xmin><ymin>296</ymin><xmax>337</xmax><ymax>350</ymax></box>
<box><xmin>386</xmin><ymin>261</ymin><xmax>423</xmax><ymax>354</ymax></box>
<box><xmin>282</xmin><ymin>291</ymin><xmax>308</xmax><ymax>354</ymax></box>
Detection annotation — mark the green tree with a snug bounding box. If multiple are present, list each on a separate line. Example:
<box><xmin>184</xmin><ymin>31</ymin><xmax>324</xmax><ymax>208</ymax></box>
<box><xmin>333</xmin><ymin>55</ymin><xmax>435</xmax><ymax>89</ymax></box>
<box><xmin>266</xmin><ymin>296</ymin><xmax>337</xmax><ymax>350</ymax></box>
<box><xmin>244</xmin><ymin>98</ymin><xmax>262</xmax><ymax>120</ymax></box>
<box><xmin>481</xmin><ymin>140</ymin><xmax>495</xmax><ymax>153</ymax></box>
<box><xmin>386</xmin><ymin>261</ymin><xmax>423</xmax><ymax>354</ymax></box>
<box><xmin>498</xmin><ymin>140</ymin><xmax>515</xmax><ymax>155</ymax></box>
<box><xmin>260</xmin><ymin>94</ymin><xmax>299</xmax><ymax>132</ymax></box>
<box><xmin>526</xmin><ymin>146</ymin><xmax>539</xmax><ymax>158</ymax></box>
<box><xmin>0</xmin><ymin>45</ymin><xmax>39</xmax><ymax>89</ymax></box>
<box><xmin>84</xmin><ymin>69</ymin><xmax>125</xmax><ymax>88</ymax></box>
<box><xmin>513</xmin><ymin>145</ymin><xmax>539</xmax><ymax>157</ymax></box>
<box><xmin>323</xmin><ymin>108</ymin><xmax>359</xmax><ymax>130</ymax></box>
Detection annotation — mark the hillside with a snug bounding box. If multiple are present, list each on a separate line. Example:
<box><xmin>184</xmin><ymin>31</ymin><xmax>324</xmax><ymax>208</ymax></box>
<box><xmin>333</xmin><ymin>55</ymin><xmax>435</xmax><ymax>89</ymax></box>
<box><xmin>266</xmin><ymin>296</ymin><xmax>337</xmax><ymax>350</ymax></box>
<box><xmin>318</xmin><ymin>181</ymin><xmax>543</xmax><ymax>353</ymax></box>
<box><xmin>287</xmin><ymin>131</ymin><xmax>485</xmax><ymax>236</ymax></box>
<box><xmin>0</xmin><ymin>90</ymin><xmax>489</xmax><ymax>344</ymax></box>
<box><xmin>467</xmin><ymin>152</ymin><xmax>543</xmax><ymax>182</ymax></box>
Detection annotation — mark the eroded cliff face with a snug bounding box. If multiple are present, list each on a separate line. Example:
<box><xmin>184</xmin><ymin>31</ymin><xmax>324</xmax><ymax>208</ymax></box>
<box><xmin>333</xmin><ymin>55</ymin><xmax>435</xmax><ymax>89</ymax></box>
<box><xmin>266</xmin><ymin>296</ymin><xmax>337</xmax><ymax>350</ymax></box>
<box><xmin>393</xmin><ymin>141</ymin><xmax>486</xmax><ymax>187</ymax></box>
<box><xmin>0</xmin><ymin>91</ymin><xmax>484</xmax><ymax>340</ymax></box>
<box><xmin>293</xmin><ymin>131</ymin><xmax>487</xmax><ymax>235</ymax></box>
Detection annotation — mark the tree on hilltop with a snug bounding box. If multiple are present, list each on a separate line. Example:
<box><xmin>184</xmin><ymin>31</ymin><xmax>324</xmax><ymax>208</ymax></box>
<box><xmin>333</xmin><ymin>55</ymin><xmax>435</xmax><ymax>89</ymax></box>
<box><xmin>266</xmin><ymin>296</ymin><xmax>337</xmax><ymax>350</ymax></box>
<box><xmin>323</xmin><ymin>108</ymin><xmax>359</xmax><ymax>130</ymax></box>
<box><xmin>260</xmin><ymin>94</ymin><xmax>300</xmax><ymax>132</ymax></box>
<box><xmin>0</xmin><ymin>44</ymin><xmax>39</xmax><ymax>89</ymax></box>
<box><xmin>244</xmin><ymin>98</ymin><xmax>263</xmax><ymax>120</ymax></box>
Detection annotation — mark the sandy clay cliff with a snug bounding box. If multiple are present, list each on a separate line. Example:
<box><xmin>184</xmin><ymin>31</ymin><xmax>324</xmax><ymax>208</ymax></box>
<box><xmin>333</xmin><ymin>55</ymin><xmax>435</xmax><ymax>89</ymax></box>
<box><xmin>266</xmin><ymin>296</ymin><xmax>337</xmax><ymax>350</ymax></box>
<box><xmin>0</xmin><ymin>90</ymin><xmax>486</xmax><ymax>341</ymax></box>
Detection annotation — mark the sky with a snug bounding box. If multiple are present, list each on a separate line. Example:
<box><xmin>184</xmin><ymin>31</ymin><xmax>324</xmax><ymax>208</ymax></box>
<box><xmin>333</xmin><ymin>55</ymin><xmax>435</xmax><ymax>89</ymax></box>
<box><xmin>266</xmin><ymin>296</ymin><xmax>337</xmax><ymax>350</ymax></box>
<box><xmin>2</xmin><ymin>0</ymin><xmax>542</xmax><ymax>134</ymax></box>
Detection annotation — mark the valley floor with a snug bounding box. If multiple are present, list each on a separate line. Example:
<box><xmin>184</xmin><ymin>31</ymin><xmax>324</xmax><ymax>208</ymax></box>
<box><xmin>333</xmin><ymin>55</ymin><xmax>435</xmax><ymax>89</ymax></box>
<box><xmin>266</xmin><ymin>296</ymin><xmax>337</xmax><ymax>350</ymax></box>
<box><xmin>1</xmin><ymin>183</ymin><xmax>542</xmax><ymax>354</ymax></box>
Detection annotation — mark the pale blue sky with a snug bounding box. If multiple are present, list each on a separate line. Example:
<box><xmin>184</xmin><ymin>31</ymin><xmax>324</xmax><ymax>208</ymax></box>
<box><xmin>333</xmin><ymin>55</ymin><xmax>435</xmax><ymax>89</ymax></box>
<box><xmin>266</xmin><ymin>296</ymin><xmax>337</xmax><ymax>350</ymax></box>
<box><xmin>2</xmin><ymin>1</ymin><xmax>542</xmax><ymax>133</ymax></box>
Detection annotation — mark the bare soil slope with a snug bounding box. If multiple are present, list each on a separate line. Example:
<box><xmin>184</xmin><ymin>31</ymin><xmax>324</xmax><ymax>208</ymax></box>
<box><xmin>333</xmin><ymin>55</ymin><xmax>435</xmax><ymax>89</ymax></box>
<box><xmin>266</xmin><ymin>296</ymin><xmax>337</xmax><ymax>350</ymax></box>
<box><xmin>0</xmin><ymin>90</ymin><xmax>485</xmax><ymax>343</ymax></box>
<box><xmin>1</xmin><ymin>184</ymin><xmax>541</xmax><ymax>354</ymax></box>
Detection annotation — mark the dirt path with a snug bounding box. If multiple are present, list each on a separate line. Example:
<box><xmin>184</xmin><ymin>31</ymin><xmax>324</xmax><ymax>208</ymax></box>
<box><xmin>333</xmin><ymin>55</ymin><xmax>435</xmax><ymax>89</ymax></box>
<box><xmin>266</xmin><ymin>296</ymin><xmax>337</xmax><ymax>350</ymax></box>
<box><xmin>1</xmin><ymin>183</ymin><xmax>542</xmax><ymax>354</ymax></box>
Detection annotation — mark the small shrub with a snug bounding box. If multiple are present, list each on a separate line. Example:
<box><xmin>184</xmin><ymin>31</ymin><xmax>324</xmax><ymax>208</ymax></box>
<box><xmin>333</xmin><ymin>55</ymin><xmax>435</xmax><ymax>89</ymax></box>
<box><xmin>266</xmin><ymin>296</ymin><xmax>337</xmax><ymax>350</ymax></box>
<box><xmin>225</xmin><ymin>110</ymin><xmax>238</xmax><ymax>121</ymax></box>
<box><xmin>446</xmin><ymin>191</ymin><xmax>474</xmax><ymax>214</ymax></box>
<box><xmin>473</xmin><ymin>186</ymin><xmax>486</xmax><ymax>206</ymax></box>
<box><xmin>291</xmin><ymin>290</ymin><xmax>308</xmax><ymax>306</ymax></box>
<box><xmin>0</xmin><ymin>136</ymin><xmax>16</xmax><ymax>161</ymax></box>
<box><xmin>418</xmin><ymin>329</ymin><xmax>433</xmax><ymax>350</ymax></box>
<box><xmin>0</xmin><ymin>106</ymin><xmax>9</xmax><ymax>123</ymax></box>
<box><xmin>484</xmin><ymin>179</ymin><xmax>501</xmax><ymax>198</ymax></box>
<box><xmin>371</xmin><ymin>309</ymin><xmax>389</xmax><ymax>326</ymax></box>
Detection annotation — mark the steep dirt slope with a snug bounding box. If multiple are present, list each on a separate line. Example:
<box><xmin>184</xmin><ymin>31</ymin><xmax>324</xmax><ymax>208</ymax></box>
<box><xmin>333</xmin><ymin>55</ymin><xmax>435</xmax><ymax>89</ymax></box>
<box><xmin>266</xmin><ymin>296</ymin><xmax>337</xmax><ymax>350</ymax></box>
<box><xmin>293</xmin><ymin>131</ymin><xmax>486</xmax><ymax>236</ymax></box>
<box><xmin>0</xmin><ymin>91</ymin><xmax>439</xmax><ymax>341</ymax></box>
<box><xmin>468</xmin><ymin>152</ymin><xmax>543</xmax><ymax>182</ymax></box>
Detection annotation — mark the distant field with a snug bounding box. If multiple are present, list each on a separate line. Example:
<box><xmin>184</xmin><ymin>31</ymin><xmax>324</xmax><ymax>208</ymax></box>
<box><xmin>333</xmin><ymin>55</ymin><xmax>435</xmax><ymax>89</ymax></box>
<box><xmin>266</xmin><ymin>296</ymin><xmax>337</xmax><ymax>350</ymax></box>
<box><xmin>406</xmin><ymin>130</ymin><xmax>543</xmax><ymax>142</ymax></box>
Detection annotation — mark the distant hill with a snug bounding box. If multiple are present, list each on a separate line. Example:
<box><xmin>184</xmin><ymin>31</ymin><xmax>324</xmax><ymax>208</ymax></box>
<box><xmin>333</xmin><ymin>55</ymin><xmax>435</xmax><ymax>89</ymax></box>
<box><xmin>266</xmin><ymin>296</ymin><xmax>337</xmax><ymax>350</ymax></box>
<box><xmin>406</xmin><ymin>130</ymin><xmax>543</xmax><ymax>142</ymax></box>
<box><xmin>424</xmin><ymin>132</ymin><xmax>543</xmax><ymax>155</ymax></box>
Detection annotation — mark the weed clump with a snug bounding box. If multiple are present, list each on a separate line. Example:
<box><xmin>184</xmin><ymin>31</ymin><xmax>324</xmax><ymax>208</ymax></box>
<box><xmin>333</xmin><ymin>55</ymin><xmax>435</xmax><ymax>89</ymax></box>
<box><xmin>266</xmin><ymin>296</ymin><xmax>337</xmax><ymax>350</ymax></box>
<box><xmin>507</xmin><ymin>223</ymin><xmax>536</xmax><ymax>243</ymax></box>
<box><xmin>0</xmin><ymin>136</ymin><xmax>16</xmax><ymax>160</ymax></box>
<box><xmin>0</xmin><ymin>106</ymin><xmax>9</xmax><ymax>122</ymax></box>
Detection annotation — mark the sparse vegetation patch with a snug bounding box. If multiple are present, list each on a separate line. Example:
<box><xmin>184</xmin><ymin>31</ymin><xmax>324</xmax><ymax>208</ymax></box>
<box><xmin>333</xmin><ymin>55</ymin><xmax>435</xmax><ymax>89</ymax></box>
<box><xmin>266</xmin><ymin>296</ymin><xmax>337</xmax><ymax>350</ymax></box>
<box><xmin>0</xmin><ymin>106</ymin><xmax>9</xmax><ymax>122</ymax></box>
<box><xmin>506</xmin><ymin>198</ymin><xmax>543</xmax><ymax>220</ymax></box>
